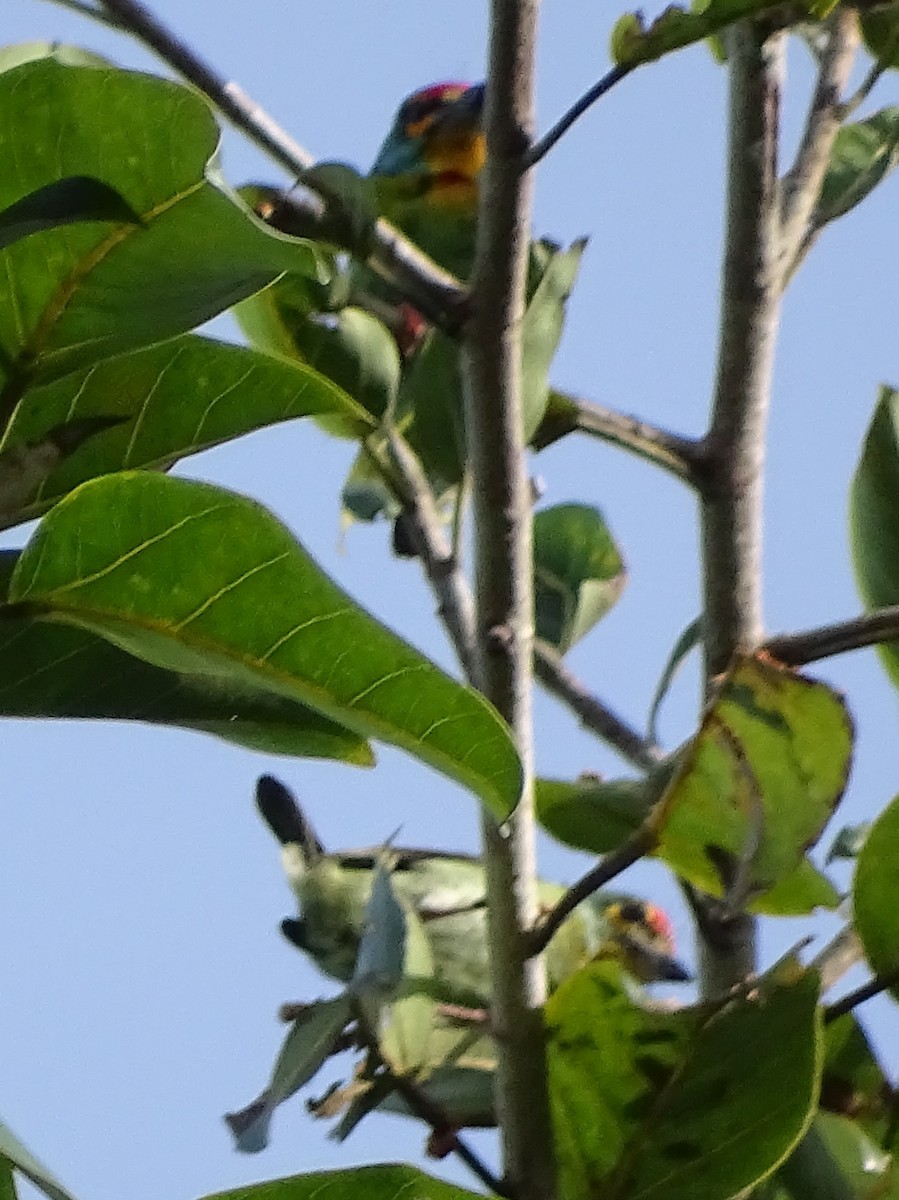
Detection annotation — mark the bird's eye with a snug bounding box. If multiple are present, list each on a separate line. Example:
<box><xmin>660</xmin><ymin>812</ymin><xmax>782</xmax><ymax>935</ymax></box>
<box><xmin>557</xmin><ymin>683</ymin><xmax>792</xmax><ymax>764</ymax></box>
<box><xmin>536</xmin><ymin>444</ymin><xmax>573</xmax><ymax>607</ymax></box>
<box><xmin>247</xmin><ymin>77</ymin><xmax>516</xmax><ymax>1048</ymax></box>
<box><xmin>616</xmin><ymin>900</ymin><xmax>646</xmax><ymax>925</ymax></box>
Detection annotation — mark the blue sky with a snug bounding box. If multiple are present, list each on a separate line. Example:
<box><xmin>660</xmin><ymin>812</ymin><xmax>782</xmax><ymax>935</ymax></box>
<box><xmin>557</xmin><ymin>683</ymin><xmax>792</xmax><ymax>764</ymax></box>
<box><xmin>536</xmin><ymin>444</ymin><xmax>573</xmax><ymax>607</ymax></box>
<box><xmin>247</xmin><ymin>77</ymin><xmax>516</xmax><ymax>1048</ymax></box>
<box><xmin>4</xmin><ymin>2</ymin><xmax>899</xmax><ymax>1198</ymax></box>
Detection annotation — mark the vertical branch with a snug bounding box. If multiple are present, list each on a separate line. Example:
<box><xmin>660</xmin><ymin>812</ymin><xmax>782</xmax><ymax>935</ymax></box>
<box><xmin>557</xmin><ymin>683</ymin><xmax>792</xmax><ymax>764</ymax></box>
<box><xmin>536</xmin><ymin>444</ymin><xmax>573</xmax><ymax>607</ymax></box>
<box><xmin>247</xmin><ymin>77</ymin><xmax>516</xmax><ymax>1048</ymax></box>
<box><xmin>460</xmin><ymin>2</ymin><xmax>554</xmax><ymax>1197</ymax></box>
<box><xmin>699</xmin><ymin>21</ymin><xmax>786</xmax><ymax>997</ymax></box>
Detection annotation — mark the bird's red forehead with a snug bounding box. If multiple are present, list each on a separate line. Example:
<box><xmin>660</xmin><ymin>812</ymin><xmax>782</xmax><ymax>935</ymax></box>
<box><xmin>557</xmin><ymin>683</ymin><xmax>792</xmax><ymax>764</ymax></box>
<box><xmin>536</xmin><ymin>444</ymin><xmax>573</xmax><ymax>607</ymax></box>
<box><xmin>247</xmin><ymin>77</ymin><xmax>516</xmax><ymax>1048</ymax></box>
<box><xmin>646</xmin><ymin>904</ymin><xmax>675</xmax><ymax>946</ymax></box>
<box><xmin>410</xmin><ymin>81</ymin><xmax>471</xmax><ymax>105</ymax></box>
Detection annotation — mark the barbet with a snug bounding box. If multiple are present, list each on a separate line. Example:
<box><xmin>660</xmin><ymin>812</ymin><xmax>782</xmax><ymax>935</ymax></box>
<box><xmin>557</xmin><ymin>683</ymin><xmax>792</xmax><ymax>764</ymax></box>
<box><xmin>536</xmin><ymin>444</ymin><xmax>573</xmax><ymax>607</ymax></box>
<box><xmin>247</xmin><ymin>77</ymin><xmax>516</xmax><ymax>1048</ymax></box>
<box><xmin>369</xmin><ymin>81</ymin><xmax>486</xmax><ymax>283</ymax></box>
<box><xmin>256</xmin><ymin>774</ymin><xmax>690</xmax><ymax>1008</ymax></box>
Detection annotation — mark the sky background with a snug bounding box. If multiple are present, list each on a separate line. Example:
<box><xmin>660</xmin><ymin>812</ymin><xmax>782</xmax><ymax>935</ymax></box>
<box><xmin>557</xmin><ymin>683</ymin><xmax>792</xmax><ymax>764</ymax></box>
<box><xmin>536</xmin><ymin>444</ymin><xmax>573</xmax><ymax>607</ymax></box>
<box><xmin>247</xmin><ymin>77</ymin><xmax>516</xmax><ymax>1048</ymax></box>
<box><xmin>3</xmin><ymin>2</ymin><xmax>899</xmax><ymax>1198</ymax></box>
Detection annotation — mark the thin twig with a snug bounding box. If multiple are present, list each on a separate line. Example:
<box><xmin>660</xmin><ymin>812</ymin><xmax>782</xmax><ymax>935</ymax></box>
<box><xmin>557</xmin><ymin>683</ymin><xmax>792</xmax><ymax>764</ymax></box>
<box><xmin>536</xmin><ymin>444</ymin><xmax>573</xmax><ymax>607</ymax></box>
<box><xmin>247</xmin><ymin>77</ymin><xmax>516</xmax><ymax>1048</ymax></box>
<box><xmin>527</xmin><ymin>825</ymin><xmax>657</xmax><ymax>957</ymax></box>
<box><xmin>779</xmin><ymin>8</ymin><xmax>859</xmax><ymax>284</ymax></box>
<box><xmin>564</xmin><ymin>393</ymin><xmax>708</xmax><ymax>488</ymax></box>
<box><xmin>766</xmin><ymin>604</ymin><xmax>899</xmax><ymax>666</ymax></box>
<box><xmin>352</xmin><ymin>1010</ymin><xmax>510</xmax><ymax>1197</ymax></box>
<box><xmin>523</xmin><ymin>65</ymin><xmax>633</xmax><ymax>170</ymax></box>
<box><xmin>95</xmin><ymin>0</ymin><xmax>466</xmax><ymax>324</ymax></box>
<box><xmin>383</xmin><ymin>429</ymin><xmax>479</xmax><ymax>680</ymax></box>
<box><xmin>533</xmin><ymin>640</ymin><xmax>664</xmax><ymax>771</ymax></box>
<box><xmin>697</xmin><ymin>22</ymin><xmax>786</xmax><ymax>999</ymax></box>
<box><xmin>824</xmin><ymin>965</ymin><xmax>899</xmax><ymax>1024</ymax></box>
<box><xmin>387</xmin><ymin>1069</ymin><xmax>512</xmax><ymax>1197</ymax></box>
<box><xmin>838</xmin><ymin>57</ymin><xmax>889</xmax><ymax>122</ymax></box>
<box><xmin>100</xmin><ymin>0</ymin><xmax>315</xmax><ymax>172</ymax></box>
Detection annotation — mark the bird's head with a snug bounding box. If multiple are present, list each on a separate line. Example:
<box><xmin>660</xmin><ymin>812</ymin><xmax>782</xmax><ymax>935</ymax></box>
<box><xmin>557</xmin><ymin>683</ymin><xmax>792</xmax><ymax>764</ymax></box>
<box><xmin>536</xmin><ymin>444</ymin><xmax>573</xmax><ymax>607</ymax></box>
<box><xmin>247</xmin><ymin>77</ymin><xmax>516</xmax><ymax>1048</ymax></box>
<box><xmin>371</xmin><ymin>81</ymin><xmax>486</xmax><ymax>212</ymax></box>
<box><xmin>601</xmin><ymin>899</ymin><xmax>692</xmax><ymax>984</ymax></box>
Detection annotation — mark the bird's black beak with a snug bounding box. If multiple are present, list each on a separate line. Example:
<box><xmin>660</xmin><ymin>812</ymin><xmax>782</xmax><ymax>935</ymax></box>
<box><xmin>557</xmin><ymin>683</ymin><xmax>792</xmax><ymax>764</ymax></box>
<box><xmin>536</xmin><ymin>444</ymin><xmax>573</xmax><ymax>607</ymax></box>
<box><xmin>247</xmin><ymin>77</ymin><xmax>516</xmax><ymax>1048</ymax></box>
<box><xmin>432</xmin><ymin>82</ymin><xmax>486</xmax><ymax>134</ymax></box>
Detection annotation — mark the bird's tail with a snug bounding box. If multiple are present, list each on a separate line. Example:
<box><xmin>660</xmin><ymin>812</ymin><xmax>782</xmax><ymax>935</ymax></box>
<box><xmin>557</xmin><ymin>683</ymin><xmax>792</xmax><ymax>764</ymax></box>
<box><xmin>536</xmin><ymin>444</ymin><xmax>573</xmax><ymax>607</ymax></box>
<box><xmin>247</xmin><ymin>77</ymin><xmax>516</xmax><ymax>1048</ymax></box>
<box><xmin>255</xmin><ymin>775</ymin><xmax>325</xmax><ymax>862</ymax></box>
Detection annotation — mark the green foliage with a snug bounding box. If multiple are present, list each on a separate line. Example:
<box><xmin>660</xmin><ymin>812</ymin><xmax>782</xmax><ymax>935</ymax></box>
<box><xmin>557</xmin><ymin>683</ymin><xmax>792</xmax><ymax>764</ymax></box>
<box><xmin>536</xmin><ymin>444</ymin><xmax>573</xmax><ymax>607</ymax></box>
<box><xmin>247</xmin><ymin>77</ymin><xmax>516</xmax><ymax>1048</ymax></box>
<box><xmin>851</xmin><ymin>386</ymin><xmax>899</xmax><ymax>689</ymax></box>
<box><xmin>853</xmin><ymin>792</ymin><xmax>899</xmax><ymax>996</ymax></box>
<box><xmin>3</xmin><ymin>13</ymin><xmax>899</xmax><ymax>1200</ymax></box>
<box><xmin>8</xmin><ymin>472</ymin><xmax>521</xmax><ymax>816</ymax></box>
<box><xmin>533</xmin><ymin>502</ymin><xmax>626</xmax><ymax>652</ymax></box>
<box><xmin>0</xmin><ymin>1118</ymin><xmax>79</xmax><ymax>1200</ymax></box>
<box><xmin>203</xmin><ymin>1164</ymin><xmax>484</xmax><ymax>1200</ymax></box>
<box><xmin>547</xmin><ymin>960</ymin><xmax>821</xmax><ymax>1200</ymax></box>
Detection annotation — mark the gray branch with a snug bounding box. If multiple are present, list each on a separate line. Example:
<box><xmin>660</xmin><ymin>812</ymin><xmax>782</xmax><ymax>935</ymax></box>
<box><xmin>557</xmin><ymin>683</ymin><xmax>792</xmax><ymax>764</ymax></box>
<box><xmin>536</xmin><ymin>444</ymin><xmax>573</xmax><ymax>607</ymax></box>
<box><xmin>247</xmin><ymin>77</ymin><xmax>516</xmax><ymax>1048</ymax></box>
<box><xmin>697</xmin><ymin>21</ymin><xmax>787</xmax><ymax>999</ymax></box>
<box><xmin>458</xmin><ymin>1</ymin><xmax>556</xmax><ymax>1192</ymax></box>
<box><xmin>779</xmin><ymin>9</ymin><xmax>859</xmax><ymax>284</ymax></box>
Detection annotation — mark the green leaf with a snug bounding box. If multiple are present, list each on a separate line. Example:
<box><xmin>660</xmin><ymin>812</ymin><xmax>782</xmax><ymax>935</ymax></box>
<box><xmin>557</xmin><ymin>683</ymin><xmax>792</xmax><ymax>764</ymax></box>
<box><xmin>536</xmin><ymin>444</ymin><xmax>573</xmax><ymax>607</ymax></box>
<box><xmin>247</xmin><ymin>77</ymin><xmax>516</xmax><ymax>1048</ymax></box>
<box><xmin>0</xmin><ymin>176</ymin><xmax>141</xmax><ymax>250</ymax></box>
<box><xmin>821</xmin><ymin>1013</ymin><xmax>894</xmax><ymax>1144</ymax></box>
<box><xmin>0</xmin><ymin>550</ymin><xmax>372</xmax><ymax>764</ymax></box>
<box><xmin>379</xmin><ymin>902</ymin><xmax>436</xmax><ymax>1075</ymax></box>
<box><xmin>647</xmin><ymin>616</ymin><xmax>702</xmax><ymax>743</ymax></box>
<box><xmin>0</xmin><ymin>1158</ymin><xmax>14</xmax><ymax>1200</ymax></box>
<box><xmin>827</xmin><ymin>823</ymin><xmax>870</xmax><ymax>864</ymax></box>
<box><xmin>2</xmin><ymin>334</ymin><xmax>373</xmax><ymax>527</ymax></box>
<box><xmin>861</xmin><ymin>6</ymin><xmax>899</xmax><ymax>72</ymax></box>
<box><xmin>225</xmin><ymin>995</ymin><xmax>355</xmax><ymax>1153</ymax></box>
<box><xmin>815</xmin><ymin>110</ymin><xmax>899</xmax><ymax>230</ymax></box>
<box><xmin>854</xmin><ymin>791</ymin><xmax>899</xmax><ymax>995</ymax></box>
<box><xmin>0</xmin><ymin>59</ymin><xmax>324</xmax><ymax>389</ymax></box>
<box><xmin>777</xmin><ymin>1113</ymin><xmax>892</xmax><ymax>1200</ymax></box>
<box><xmin>397</xmin><ymin>329</ymin><xmax>466</xmax><ymax>487</ymax></box>
<box><xmin>7</xmin><ymin>473</ymin><xmax>522</xmax><ymax>818</ymax></box>
<box><xmin>611</xmin><ymin>0</ymin><xmax>785</xmax><ymax>66</ymax></box>
<box><xmin>200</xmin><ymin>1164</ymin><xmax>484</xmax><ymax>1200</ymax></box>
<box><xmin>850</xmin><ymin>387</ymin><xmax>899</xmax><ymax>690</ymax></box>
<box><xmin>655</xmin><ymin>655</ymin><xmax>850</xmax><ymax>909</ymax></box>
<box><xmin>0</xmin><ymin>1119</ymin><xmax>79</xmax><ymax>1200</ymax></box>
<box><xmin>0</xmin><ymin>417</ymin><xmax>122</xmax><ymax>526</ymax></box>
<box><xmin>547</xmin><ymin>959</ymin><xmax>821</xmax><ymax>1200</ymax></box>
<box><xmin>299</xmin><ymin>162</ymin><xmax>379</xmax><ymax>253</ymax></box>
<box><xmin>235</xmin><ymin>288</ymin><xmax>400</xmax><ymax>427</ymax></box>
<box><xmin>533</xmin><ymin>503</ymin><xmax>626</xmax><ymax>652</ymax></box>
<box><xmin>352</xmin><ymin>862</ymin><xmax>408</xmax><ymax>1002</ymax></box>
<box><xmin>536</xmin><ymin>773</ymin><xmax>665</xmax><ymax>854</ymax></box>
<box><xmin>521</xmin><ymin>240</ymin><xmax>586</xmax><ymax>439</ymax></box>
<box><xmin>0</xmin><ymin>43</ymin><xmax>111</xmax><ymax>73</ymax></box>
<box><xmin>754</xmin><ymin>858</ymin><xmax>841</xmax><ymax>916</ymax></box>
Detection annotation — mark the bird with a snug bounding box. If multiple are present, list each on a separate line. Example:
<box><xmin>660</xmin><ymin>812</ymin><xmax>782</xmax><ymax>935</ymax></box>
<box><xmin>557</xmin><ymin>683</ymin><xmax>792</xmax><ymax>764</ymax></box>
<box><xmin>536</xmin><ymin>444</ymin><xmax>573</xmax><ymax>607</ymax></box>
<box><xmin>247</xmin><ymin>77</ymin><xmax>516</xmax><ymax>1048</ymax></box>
<box><xmin>255</xmin><ymin>774</ymin><xmax>690</xmax><ymax>1009</ymax></box>
<box><xmin>368</xmin><ymin>81</ymin><xmax>486</xmax><ymax>283</ymax></box>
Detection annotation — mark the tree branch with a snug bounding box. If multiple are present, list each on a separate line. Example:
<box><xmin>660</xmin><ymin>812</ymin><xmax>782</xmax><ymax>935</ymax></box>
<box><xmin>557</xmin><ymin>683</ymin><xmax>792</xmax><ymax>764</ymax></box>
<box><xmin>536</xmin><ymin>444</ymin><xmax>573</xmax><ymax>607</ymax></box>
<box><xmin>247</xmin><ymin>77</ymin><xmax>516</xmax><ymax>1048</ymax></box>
<box><xmin>533</xmin><ymin>640</ymin><xmax>664</xmax><ymax>771</ymax></box>
<box><xmin>96</xmin><ymin>0</ymin><xmax>466</xmax><ymax>323</ymax></box>
<box><xmin>382</xmin><ymin>430</ymin><xmax>479</xmax><ymax>681</ymax></box>
<box><xmin>459</xmin><ymin>3</ymin><xmax>554</xmax><ymax>1194</ymax></box>
<box><xmin>527</xmin><ymin>825</ymin><xmax>657</xmax><ymax>957</ymax></box>
<box><xmin>538</xmin><ymin>392</ymin><xmax>708</xmax><ymax>488</ymax></box>
<box><xmin>778</xmin><ymin>8</ymin><xmax>858</xmax><ymax>284</ymax></box>
<box><xmin>766</xmin><ymin>604</ymin><xmax>899</xmax><ymax>666</ymax></box>
<box><xmin>523</xmin><ymin>65</ymin><xmax>633</xmax><ymax>170</ymax></box>
<box><xmin>697</xmin><ymin>20</ymin><xmax>786</xmax><ymax>999</ymax></box>
<box><xmin>824</xmin><ymin>965</ymin><xmax>899</xmax><ymax>1024</ymax></box>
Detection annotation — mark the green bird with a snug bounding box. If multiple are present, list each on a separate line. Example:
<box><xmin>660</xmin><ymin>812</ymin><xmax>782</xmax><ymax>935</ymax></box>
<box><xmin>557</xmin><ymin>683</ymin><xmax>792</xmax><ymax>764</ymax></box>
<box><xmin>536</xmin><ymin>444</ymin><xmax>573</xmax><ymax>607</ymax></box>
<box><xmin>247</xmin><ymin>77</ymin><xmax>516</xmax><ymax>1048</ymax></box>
<box><xmin>255</xmin><ymin>775</ymin><xmax>690</xmax><ymax>1008</ymax></box>
<box><xmin>368</xmin><ymin>80</ymin><xmax>485</xmax><ymax>283</ymax></box>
